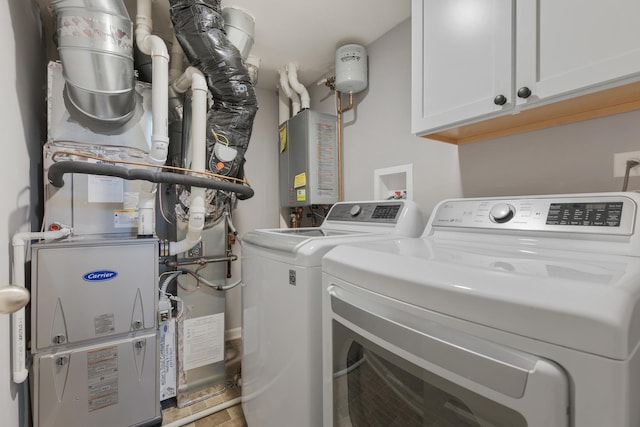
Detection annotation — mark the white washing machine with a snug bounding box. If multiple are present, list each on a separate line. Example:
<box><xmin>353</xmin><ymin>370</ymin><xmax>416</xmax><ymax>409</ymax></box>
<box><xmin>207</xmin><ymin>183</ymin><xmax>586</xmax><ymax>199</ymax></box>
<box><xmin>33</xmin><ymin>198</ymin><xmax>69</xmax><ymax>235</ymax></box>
<box><xmin>323</xmin><ymin>192</ymin><xmax>640</xmax><ymax>427</ymax></box>
<box><xmin>241</xmin><ymin>200</ymin><xmax>425</xmax><ymax>427</ymax></box>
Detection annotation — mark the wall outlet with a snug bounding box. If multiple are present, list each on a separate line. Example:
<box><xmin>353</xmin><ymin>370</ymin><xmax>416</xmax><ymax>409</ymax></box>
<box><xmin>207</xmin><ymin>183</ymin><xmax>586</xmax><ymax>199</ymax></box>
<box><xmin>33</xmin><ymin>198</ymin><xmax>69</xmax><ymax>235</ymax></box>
<box><xmin>613</xmin><ymin>151</ymin><xmax>640</xmax><ymax>178</ymax></box>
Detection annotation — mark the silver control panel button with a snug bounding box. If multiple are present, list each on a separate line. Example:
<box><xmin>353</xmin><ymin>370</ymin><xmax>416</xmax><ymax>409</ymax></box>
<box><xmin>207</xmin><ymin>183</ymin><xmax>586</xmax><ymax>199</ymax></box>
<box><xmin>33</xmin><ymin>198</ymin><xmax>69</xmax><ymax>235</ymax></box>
<box><xmin>489</xmin><ymin>203</ymin><xmax>515</xmax><ymax>223</ymax></box>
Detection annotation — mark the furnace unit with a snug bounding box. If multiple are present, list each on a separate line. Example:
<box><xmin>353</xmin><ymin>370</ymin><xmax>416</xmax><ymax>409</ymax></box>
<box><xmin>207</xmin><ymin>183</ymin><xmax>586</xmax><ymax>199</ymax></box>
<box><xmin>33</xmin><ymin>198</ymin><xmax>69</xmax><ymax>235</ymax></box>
<box><xmin>30</xmin><ymin>238</ymin><xmax>161</xmax><ymax>427</ymax></box>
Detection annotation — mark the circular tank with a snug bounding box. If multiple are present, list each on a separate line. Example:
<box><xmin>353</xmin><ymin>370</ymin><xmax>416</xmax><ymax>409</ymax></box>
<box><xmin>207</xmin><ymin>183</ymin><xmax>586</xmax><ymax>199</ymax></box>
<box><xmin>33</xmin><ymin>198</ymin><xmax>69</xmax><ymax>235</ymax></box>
<box><xmin>335</xmin><ymin>44</ymin><xmax>368</xmax><ymax>93</ymax></box>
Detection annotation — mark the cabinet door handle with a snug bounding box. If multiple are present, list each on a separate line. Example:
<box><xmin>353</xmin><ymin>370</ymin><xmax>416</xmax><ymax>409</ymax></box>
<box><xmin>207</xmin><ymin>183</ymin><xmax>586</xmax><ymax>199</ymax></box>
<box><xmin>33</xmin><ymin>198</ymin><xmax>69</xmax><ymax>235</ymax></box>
<box><xmin>517</xmin><ymin>87</ymin><xmax>532</xmax><ymax>98</ymax></box>
<box><xmin>493</xmin><ymin>94</ymin><xmax>507</xmax><ymax>105</ymax></box>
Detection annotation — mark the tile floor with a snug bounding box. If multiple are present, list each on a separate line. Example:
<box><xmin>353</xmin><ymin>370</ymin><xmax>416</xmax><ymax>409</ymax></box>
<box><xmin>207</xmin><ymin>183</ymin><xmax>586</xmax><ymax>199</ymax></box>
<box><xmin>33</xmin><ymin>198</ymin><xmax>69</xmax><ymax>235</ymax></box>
<box><xmin>161</xmin><ymin>340</ymin><xmax>248</xmax><ymax>427</ymax></box>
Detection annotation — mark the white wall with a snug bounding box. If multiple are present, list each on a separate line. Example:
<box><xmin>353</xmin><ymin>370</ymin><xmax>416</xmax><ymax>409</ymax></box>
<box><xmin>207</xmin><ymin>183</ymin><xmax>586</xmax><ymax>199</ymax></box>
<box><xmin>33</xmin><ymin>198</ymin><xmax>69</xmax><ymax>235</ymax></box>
<box><xmin>458</xmin><ymin>109</ymin><xmax>640</xmax><ymax>197</ymax></box>
<box><xmin>309</xmin><ymin>18</ymin><xmax>463</xmax><ymax>216</ymax></box>
<box><xmin>225</xmin><ymin>86</ymin><xmax>280</xmax><ymax>334</ymax></box>
<box><xmin>2</xmin><ymin>1</ymin><xmax>46</xmax><ymax>425</ymax></box>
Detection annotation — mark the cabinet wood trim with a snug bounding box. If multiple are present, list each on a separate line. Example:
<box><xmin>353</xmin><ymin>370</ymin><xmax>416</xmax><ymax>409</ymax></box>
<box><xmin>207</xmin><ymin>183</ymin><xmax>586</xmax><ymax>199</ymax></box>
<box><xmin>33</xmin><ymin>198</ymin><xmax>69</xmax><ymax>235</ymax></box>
<box><xmin>421</xmin><ymin>81</ymin><xmax>640</xmax><ymax>145</ymax></box>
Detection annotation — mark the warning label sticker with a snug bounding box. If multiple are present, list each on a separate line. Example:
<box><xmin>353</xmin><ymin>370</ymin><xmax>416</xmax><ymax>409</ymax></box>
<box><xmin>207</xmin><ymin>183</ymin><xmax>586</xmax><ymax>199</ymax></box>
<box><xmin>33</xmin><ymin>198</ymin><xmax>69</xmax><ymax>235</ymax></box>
<box><xmin>87</xmin><ymin>345</ymin><xmax>119</xmax><ymax>412</ymax></box>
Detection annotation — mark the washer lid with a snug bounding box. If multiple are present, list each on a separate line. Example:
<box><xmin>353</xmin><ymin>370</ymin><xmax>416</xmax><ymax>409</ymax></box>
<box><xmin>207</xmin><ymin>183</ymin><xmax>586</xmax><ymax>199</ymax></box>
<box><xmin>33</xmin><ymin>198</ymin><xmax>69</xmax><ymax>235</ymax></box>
<box><xmin>241</xmin><ymin>199</ymin><xmax>425</xmax><ymax>255</ymax></box>
<box><xmin>242</xmin><ymin>227</ymin><xmax>373</xmax><ymax>254</ymax></box>
<box><xmin>323</xmin><ymin>237</ymin><xmax>640</xmax><ymax>360</ymax></box>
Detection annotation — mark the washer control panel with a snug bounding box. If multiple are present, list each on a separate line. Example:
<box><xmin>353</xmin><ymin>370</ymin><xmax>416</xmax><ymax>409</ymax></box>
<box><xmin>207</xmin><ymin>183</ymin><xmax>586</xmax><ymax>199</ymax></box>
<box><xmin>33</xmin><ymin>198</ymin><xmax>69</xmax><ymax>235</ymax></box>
<box><xmin>489</xmin><ymin>203</ymin><xmax>515</xmax><ymax>223</ymax></box>
<box><xmin>327</xmin><ymin>202</ymin><xmax>403</xmax><ymax>223</ymax></box>
<box><xmin>430</xmin><ymin>195</ymin><xmax>636</xmax><ymax>235</ymax></box>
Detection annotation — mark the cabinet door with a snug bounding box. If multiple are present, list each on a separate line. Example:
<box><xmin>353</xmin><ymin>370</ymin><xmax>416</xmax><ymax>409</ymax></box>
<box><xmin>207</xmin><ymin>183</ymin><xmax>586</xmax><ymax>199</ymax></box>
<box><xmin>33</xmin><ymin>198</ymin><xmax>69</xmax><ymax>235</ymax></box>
<box><xmin>411</xmin><ymin>0</ymin><xmax>514</xmax><ymax>135</ymax></box>
<box><xmin>516</xmin><ymin>0</ymin><xmax>640</xmax><ymax>107</ymax></box>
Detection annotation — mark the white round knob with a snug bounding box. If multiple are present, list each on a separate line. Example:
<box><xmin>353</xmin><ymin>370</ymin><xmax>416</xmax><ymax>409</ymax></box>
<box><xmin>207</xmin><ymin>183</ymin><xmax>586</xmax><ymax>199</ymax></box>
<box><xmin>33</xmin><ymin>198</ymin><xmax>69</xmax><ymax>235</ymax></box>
<box><xmin>0</xmin><ymin>286</ymin><xmax>30</xmax><ymax>314</ymax></box>
<box><xmin>489</xmin><ymin>203</ymin><xmax>515</xmax><ymax>223</ymax></box>
<box><xmin>349</xmin><ymin>205</ymin><xmax>361</xmax><ymax>217</ymax></box>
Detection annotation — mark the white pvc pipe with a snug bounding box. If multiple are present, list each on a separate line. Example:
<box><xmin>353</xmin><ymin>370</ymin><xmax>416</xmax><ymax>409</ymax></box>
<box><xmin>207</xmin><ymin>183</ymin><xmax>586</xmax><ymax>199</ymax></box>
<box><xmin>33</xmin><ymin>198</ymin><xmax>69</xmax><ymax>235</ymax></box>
<box><xmin>136</xmin><ymin>0</ymin><xmax>170</xmax><ymax>166</ymax></box>
<box><xmin>169</xmin><ymin>68</ymin><xmax>208</xmax><ymax>256</ymax></box>
<box><xmin>163</xmin><ymin>397</ymin><xmax>242</xmax><ymax>427</ymax></box>
<box><xmin>287</xmin><ymin>62</ymin><xmax>310</xmax><ymax>110</ymax></box>
<box><xmin>279</xmin><ymin>69</ymin><xmax>300</xmax><ymax>116</ymax></box>
<box><xmin>278</xmin><ymin>86</ymin><xmax>290</xmax><ymax>125</ymax></box>
<box><xmin>11</xmin><ymin>228</ymin><xmax>71</xmax><ymax>383</ymax></box>
<box><xmin>169</xmin><ymin>35</ymin><xmax>186</xmax><ymax>83</ymax></box>
<box><xmin>135</xmin><ymin>0</ymin><xmax>170</xmax><ymax>237</ymax></box>
<box><xmin>137</xmin><ymin>190</ymin><xmax>156</xmax><ymax>236</ymax></box>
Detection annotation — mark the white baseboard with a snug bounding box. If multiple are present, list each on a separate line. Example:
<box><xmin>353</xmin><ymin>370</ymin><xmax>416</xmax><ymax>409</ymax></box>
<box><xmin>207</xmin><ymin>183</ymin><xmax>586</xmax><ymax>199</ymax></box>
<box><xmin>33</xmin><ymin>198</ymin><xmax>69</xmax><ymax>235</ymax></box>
<box><xmin>225</xmin><ymin>327</ymin><xmax>242</xmax><ymax>342</ymax></box>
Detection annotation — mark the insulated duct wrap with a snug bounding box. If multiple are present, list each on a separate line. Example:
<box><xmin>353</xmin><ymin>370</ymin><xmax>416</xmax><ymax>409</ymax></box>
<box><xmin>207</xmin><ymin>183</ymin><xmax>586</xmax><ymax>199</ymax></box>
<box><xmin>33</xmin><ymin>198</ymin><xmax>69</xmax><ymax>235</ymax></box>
<box><xmin>51</xmin><ymin>0</ymin><xmax>136</xmax><ymax>125</ymax></box>
<box><xmin>169</xmin><ymin>0</ymin><xmax>258</xmax><ymax>180</ymax></box>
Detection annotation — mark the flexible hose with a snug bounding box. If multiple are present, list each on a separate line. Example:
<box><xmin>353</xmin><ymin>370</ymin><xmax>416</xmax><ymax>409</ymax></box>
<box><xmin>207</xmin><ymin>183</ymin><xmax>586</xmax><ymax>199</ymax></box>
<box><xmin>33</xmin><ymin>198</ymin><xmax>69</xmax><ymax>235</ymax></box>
<box><xmin>177</xmin><ymin>268</ymin><xmax>242</xmax><ymax>291</ymax></box>
<box><xmin>47</xmin><ymin>161</ymin><xmax>254</xmax><ymax>199</ymax></box>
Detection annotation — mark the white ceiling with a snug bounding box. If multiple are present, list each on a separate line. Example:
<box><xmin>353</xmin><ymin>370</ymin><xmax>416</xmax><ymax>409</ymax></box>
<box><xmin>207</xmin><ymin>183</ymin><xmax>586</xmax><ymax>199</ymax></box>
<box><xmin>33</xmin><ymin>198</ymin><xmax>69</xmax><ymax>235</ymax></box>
<box><xmin>222</xmin><ymin>0</ymin><xmax>411</xmax><ymax>90</ymax></box>
<box><xmin>37</xmin><ymin>0</ymin><xmax>410</xmax><ymax>90</ymax></box>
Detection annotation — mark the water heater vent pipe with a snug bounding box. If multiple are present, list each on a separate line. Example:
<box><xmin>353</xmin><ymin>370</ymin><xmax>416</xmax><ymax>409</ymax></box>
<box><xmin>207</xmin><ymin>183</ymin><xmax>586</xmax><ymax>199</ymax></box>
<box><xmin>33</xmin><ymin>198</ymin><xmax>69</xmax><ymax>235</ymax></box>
<box><xmin>287</xmin><ymin>62</ymin><xmax>310</xmax><ymax>110</ymax></box>
<box><xmin>279</xmin><ymin>69</ymin><xmax>300</xmax><ymax>116</ymax></box>
<box><xmin>277</xmin><ymin>86</ymin><xmax>290</xmax><ymax>125</ymax></box>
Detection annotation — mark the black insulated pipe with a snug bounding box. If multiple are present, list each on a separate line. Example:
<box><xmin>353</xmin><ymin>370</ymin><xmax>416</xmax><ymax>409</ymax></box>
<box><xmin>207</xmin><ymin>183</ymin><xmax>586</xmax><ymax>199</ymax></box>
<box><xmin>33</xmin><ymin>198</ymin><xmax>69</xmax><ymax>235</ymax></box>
<box><xmin>169</xmin><ymin>0</ymin><xmax>258</xmax><ymax>180</ymax></box>
<box><xmin>48</xmin><ymin>161</ymin><xmax>254</xmax><ymax>200</ymax></box>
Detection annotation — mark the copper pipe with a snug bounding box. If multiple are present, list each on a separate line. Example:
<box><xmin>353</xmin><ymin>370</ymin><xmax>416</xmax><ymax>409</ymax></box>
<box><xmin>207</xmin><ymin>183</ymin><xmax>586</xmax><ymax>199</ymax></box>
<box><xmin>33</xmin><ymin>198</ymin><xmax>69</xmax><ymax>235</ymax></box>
<box><xmin>336</xmin><ymin>91</ymin><xmax>353</xmax><ymax>201</ymax></box>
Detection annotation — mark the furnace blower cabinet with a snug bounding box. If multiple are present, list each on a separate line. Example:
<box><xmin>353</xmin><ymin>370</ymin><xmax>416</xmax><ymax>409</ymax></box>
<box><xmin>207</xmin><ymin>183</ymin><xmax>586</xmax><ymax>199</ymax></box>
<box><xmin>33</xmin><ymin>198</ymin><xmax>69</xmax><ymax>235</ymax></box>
<box><xmin>30</xmin><ymin>239</ymin><xmax>161</xmax><ymax>427</ymax></box>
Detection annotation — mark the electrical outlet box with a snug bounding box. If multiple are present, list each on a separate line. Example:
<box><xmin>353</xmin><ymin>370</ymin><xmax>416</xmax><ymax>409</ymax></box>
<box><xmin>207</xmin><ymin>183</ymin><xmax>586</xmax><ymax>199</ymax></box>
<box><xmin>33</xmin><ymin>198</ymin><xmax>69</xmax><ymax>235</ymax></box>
<box><xmin>613</xmin><ymin>151</ymin><xmax>640</xmax><ymax>178</ymax></box>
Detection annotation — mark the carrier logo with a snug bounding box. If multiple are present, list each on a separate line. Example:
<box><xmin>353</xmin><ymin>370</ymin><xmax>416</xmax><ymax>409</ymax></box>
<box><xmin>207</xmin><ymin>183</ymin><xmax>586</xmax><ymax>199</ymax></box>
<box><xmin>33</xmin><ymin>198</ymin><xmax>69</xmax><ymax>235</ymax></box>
<box><xmin>82</xmin><ymin>270</ymin><xmax>118</xmax><ymax>282</ymax></box>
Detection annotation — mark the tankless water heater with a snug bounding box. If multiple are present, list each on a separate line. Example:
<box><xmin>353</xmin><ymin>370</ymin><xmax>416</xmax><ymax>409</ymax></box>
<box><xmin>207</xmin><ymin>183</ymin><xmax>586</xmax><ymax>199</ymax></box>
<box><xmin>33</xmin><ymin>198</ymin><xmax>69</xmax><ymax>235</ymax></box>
<box><xmin>279</xmin><ymin>110</ymin><xmax>338</xmax><ymax>207</ymax></box>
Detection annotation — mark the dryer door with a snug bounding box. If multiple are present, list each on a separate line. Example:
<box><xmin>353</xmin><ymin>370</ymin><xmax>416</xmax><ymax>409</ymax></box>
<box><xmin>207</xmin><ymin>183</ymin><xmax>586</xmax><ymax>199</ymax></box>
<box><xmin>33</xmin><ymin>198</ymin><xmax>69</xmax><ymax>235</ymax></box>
<box><xmin>323</xmin><ymin>283</ymin><xmax>569</xmax><ymax>427</ymax></box>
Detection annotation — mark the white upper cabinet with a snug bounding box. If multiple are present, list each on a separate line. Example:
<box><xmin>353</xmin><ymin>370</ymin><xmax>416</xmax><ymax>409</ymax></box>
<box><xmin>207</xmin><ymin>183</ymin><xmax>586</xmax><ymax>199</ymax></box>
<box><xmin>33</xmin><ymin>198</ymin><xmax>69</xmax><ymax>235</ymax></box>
<box><xmin>516</xmin><ymin>0</ymin><xmax>640</xmax><ymax>108</ymax></box>
<box><xmin>412</xmin><ymin>0</ymin><xmax>640</xmax><ymax>142</ymax></box>
<box><xmin>411</xmin><ymin>0</ymin><xmax>514</xmax><ymax>135</ymax></box>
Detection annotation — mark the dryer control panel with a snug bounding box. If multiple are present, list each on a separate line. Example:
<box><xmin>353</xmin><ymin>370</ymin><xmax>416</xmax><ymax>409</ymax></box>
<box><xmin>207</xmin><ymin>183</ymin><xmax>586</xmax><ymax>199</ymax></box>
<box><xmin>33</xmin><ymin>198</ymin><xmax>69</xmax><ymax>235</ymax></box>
<box><xmin>429</xmin><ymin>193</ymin><xmax>637</xmax><ymax>236</ymax></box>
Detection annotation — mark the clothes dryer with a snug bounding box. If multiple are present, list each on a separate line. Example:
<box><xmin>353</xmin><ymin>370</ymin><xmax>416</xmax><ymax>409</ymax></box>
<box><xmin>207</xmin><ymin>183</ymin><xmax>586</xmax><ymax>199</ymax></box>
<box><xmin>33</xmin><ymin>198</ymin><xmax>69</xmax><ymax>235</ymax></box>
<box><xmin>322</xmin><ymin>192</ymin><xmax>640</xmax><ymax>427</ymax></box>
<box><xmin>241</xmin><ymin>200</ymin><xmax>424</xmax><ymax>427</ymax></box>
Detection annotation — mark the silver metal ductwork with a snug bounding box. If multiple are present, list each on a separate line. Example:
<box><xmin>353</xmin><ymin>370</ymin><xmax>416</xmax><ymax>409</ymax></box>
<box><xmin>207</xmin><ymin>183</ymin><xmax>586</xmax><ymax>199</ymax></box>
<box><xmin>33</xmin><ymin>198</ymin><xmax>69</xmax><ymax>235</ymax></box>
<box><xmin>51</xmin><ymin>0</ymin><xmax>136</xmax><ymax>125</ymax></box>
